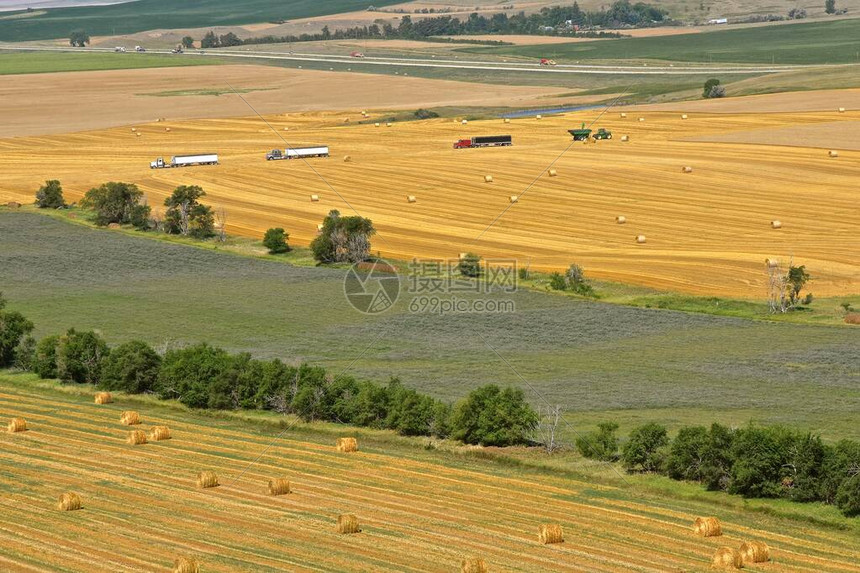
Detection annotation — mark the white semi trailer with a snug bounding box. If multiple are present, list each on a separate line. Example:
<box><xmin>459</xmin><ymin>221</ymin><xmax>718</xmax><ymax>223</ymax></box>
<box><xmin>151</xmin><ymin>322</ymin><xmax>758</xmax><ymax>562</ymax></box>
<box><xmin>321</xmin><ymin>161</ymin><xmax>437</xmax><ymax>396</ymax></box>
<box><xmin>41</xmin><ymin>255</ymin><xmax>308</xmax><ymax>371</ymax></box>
<box><xmin>150</xmin><ymin>154</ymin><xmax>219</xmax><ymax>169</ymax></box>
<box><xmin>266</xmin><ymin>146</ymin><xmax>329</xmax><ymax>160</ymax></box>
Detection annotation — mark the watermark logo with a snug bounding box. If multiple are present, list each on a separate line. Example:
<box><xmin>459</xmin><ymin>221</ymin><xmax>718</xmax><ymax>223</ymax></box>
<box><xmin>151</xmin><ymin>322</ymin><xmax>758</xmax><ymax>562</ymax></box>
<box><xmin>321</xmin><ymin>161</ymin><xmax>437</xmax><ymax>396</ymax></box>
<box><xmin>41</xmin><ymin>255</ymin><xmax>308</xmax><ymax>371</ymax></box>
<box><xmin>343</xmin><ymin>260</ymin><xmax>401</xmax><ymax>314</ymax></box>
<box><xmin>406</xmin><ymin>257</ymin><xmax>518</xmax><ymax>316</ymax></box>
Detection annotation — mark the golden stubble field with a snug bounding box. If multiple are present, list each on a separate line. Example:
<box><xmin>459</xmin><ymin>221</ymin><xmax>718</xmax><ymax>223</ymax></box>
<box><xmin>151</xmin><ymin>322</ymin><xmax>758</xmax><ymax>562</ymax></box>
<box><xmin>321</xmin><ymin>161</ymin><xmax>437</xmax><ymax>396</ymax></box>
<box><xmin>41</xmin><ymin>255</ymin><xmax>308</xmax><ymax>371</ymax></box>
<box><xmin>2</xmin><ymin>384</ymin><xmax>860</xmax><ymax>572</ymax></box>
<box><xmin>0</xmin><ymin>106</ymin><xmax>857</xmax><ymax>297</ymax></box>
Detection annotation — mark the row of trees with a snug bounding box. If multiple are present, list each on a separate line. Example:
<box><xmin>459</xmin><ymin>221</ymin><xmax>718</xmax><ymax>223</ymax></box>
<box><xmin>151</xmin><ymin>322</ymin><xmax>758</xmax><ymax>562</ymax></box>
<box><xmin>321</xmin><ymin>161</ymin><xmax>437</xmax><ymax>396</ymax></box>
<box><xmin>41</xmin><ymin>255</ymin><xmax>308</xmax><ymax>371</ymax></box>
<box><xmin>34</xmin><ymin>180</ymin><xmax>217</xmax><ymax>239</ymax></box>
<box><xmin>238</xmin><ymin>2</ymin><xmax>666</xmax><ymax>47</ymax></box>
<box><xmin>577</xmin><ymin>421</ymin><xmax>860</xmax><ymax>517</ymax></box>
<box><xmin>0</xmin><ymin>293</ymin><xmax>536</xmax><ymax>445</ymax></box>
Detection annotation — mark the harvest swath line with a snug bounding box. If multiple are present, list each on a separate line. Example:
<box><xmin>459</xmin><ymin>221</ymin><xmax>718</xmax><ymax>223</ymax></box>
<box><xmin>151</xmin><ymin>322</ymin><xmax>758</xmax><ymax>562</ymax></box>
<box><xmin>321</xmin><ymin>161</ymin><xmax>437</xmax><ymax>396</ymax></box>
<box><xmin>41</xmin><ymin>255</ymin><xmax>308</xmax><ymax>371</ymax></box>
<box><xmin>1</xmin><ymin>384</ymin><xmax>859</xmax><ymax>571</ymax></box>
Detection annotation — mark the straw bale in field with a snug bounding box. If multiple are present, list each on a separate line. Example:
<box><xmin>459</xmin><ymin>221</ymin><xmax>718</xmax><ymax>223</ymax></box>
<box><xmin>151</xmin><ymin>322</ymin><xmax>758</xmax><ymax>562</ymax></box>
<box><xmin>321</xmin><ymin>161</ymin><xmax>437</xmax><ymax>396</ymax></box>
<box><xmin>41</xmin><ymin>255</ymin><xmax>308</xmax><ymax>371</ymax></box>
<box><xmin>712</xmin><ymin>547</ymin><xmax>743</xmax><ymax>569</ymax></box>
<box><xmin>8</xmin><ymin>418</ymin><xmax>27</xmax><ymax>432</ymax></box>
<box><xmin>694</xmin><ymin>516</ymin><xmax>722</xmax><ymax>537</ymax></box>
<box><xmin>173</xmin><ymin>557</ymin><xmax>200</xmax><ymax>573</ymax></box>
<box><xmin>128</xmin><ymin>430</ymin><xmax>147</xmax><ymax>445</ymax></box>
<box><xmin>58</xmin><ymin>492</ymin><xmax>81</xmax><ymax>511</ymax></box>
<box><xmin>149</xmin><ymin>426</ymin><xmax>171</xmax><ymax>441</ymax></box>
<box><xmin>739</xmin><ymin>541</ymin><xmax>769</xmax><ymax>563</ymax></box>
<box><xmin>337</xmin><ymin>437</ymin><xmax>358</xmax><ymax>452</ymax></box>
<box><xmin>94</xmin><ymin>392</ymin><xmax>112</xmax><ymax>404</ymax></box>
<box><xmin>337</xmin><ymin>514</ymin><xmax>360</xmax><ymax>534</ymax></box>
<box><xmin>461</xmin><ymin>557</ymin><xmax>488</xmax><ymax>573</ymax></box>
<box><xmin>197</xmin><ymin>471</ymin><xmax>219</xmax><ymax>488</ymax></box>
<box><xmin>120</xmin><ymin>411</ymin><xmax>140</xmax><ymax>425</ymax></box>
<box><xmin>538</xmin><ymin>523</ymin><xmax>564</xmax><ymax>544</ymax></box>
<box><xmin>268</xmin><ymin>478</ymin><xmax>291</xmax><ymax>496</ymax></box>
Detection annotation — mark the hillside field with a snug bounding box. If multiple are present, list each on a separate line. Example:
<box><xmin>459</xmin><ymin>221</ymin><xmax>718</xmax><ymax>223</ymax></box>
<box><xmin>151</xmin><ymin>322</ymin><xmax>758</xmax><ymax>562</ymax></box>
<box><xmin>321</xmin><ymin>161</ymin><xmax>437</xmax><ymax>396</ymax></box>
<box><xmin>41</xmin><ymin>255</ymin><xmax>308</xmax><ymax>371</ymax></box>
<box><xmin>1</xmin><ymin>213</ymin><xmax>858</xmax><ymax>442</ymax></box>
<box><xmin>0</xmin><ymin>0</ymin><xmax>405</xmax><ymax>42</ymax></box>
<box><xmin>1</xmin><ymin>377</ymin><xmax>859</xmax><ymax>572</ymax></box>
<box><xmin>476</xmin><ymin>18</ymin><xmax>860</xmax><ymax>65</ymax></box>
<box><xmin>0</xmin><ymin>103</ymin><xmax>858</xmax><ymax>297</ymax></box>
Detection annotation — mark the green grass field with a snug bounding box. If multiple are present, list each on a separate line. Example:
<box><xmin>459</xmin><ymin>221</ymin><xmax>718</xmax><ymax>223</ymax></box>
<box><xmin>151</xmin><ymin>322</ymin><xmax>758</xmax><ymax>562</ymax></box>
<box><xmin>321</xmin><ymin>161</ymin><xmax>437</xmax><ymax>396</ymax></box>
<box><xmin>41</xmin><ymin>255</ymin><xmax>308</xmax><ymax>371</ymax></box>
<box><xmin>0</xmin><ymin>0</ymin><xmax>405</xmax><ymax>42</ymax></box>
<box><xmin>0</xmin><ymin>50</ymin><xmax>226</xmax><ymax>75</ymax></box>
<box><xmin>473</xmin><ymin>18</ymin><xmax>860</xmax><ymax>65</ymax></box>
<box><xmin>1</xmin><ymin>211</ymin><xmax>857</xmax><ymax>442</ymax></box>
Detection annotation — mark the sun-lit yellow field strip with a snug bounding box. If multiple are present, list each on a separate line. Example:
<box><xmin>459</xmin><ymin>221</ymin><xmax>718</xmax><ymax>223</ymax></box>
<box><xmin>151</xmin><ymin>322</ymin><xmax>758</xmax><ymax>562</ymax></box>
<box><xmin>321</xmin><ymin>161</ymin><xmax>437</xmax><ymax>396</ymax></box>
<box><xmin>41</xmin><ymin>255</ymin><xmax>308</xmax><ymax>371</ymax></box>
<box><xmin>0</xmin><ymin>109</ymin><xmax>857</xmax><ymax>298</ymax></box>
<box><xmin>2</xmin><ymin>387</ymin><xmax>859</xmax><ymax>572</ymax></box>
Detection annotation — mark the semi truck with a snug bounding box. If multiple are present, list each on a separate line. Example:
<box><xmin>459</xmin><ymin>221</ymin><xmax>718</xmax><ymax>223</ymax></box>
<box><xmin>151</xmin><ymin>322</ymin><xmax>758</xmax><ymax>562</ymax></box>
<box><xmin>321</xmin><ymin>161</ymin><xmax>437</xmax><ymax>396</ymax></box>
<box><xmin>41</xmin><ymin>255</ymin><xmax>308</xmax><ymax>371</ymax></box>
<box><xmin>150</xmin><ymin>154</ymin><xmax>219</xmax><ymax>169</ymax></box>
<box><xmin>266</xmin><ymin>146</ymin><xmax>330</xmax><ymax>160</ymax></box>
<box><xmin>453</xmin><ymin>135</ymin><xmax>512</xmax><ymax>149</ymax></box>
<box><xmin>540</xmin><ymin>58</ymin><xmax>557</xmax><ymax>66</ymax></box>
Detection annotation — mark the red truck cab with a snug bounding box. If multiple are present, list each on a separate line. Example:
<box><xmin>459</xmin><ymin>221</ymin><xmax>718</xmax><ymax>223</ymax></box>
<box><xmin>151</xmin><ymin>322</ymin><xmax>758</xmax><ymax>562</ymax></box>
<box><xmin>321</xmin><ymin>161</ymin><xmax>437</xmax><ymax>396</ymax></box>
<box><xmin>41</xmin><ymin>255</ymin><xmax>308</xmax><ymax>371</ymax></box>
<box><xmin>453</xmin><ymin>139</ymin><xmax>473</xmax><ymax>149</ymax></box>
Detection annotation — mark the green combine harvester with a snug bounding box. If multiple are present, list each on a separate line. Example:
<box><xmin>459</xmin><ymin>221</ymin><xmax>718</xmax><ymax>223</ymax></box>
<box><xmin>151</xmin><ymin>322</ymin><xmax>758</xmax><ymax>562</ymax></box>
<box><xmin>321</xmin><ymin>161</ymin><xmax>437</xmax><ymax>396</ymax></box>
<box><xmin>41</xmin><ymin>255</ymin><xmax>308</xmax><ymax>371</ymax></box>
<box><xmin>568</xmin><ymin>123</ymin><xmax>612</xmax><ymax>141</ymax></box>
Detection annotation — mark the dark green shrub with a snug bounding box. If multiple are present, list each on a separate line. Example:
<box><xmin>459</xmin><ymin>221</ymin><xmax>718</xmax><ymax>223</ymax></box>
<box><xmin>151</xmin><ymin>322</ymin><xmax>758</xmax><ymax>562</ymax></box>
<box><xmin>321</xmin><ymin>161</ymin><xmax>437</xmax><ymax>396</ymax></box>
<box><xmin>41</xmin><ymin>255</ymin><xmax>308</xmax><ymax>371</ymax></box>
<box><xmin>666</xmin><ymin>425</ymin><xmax>709</xmax><ymax>481</ymax></box>
<box><xmin>56</xmin><ymin>329</ymin><xmax>109</xmax><ymax>384</ymax></box>
<box><xmin>263</xmin><ymin>227</ymin><xmax>290</xmax><ymax>254</ymax></box>
<box><xmin>100</xmin><ymin>340</ymin><xmax>162</xmax><ymax>393</ymax></box>
<box><xmin>450</xmin><ymin>385</ymin><xmax>538</xmax><ymax>446</ymax></box>
<box><xmin>575</xmin><ymin>421</ymin><xmax>619</xmax><ymax>461</ymax></box>
<box><xmin>622</xmin><ymin>423</ymin><xmax>669</xmax><ymax>472</ymax></box>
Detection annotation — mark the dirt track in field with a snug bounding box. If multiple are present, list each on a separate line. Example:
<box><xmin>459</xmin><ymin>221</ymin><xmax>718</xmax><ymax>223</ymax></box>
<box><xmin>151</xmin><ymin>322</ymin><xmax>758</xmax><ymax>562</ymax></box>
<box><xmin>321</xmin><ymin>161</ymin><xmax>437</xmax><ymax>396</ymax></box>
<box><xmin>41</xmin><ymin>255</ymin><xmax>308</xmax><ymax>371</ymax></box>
<box><xmin>1</xmin><ymin>384</ymin><xmax>859</xmax><ymax>572</ymax></box>
<box><xmin>0</xmin><ymin>65</ymin><xmax>578</xmax><ymax>137</ymax></box>
<box><xmin>1</xmin><ymin>102</ymin><xmax>858</xmax><ymax>298</ymax></box>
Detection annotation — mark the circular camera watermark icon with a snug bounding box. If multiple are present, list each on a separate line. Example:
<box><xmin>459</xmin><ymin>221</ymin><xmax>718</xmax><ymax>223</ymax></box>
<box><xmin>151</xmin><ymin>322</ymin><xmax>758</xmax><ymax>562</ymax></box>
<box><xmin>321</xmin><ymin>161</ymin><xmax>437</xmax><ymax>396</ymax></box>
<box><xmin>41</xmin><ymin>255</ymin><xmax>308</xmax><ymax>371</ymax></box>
<box><xmin>344</xmin><ymin>260</ymin><xmax>401</xmax><ymax>314</ymax></box>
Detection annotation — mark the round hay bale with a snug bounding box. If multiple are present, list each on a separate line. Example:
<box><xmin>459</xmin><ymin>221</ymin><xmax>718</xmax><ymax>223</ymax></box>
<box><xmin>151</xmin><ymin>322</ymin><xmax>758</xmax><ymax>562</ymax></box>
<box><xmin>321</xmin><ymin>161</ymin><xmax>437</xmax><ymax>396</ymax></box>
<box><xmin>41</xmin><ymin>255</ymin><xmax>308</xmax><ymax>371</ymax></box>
<box><xmin>374</xmin><ymin>122</ymin><xmax>380</xmax><ymax>127</ymax></box>
<box><xmin>149</xmin><ymin>426</ymin><xmax>171</xmax><ymax>441</ymax></box>
<box><xmin>838</xmin><ymin>107</ymin><xmax>845</xmax><ymax>113</ymax></box>
<box><xmin>712</xmin><ymin>547</ymin><xmax>743</xmax><ymax>569</ymax></box>
<box><xmin>843</xmin><ymin>313</ymin><xmax>860</xmax><ymax>325</ymax></box>
<box><xmin>828</xmin><ymin>150</ymin><xmax>839</xmax><ymax>157</ymax></box>
<box><xmin>283</xmin><ymin>127</ymin><xmax>289</xmax><ymax>131</ymax></box>
<box><xmin>548</xmin><ymin>169</ymin><xmax>557</xmax><ymax>177</ymax></box>
<box><xmin>316</xmin><ymin>223</ymin><xmax>325</xmax><ymax>232</ymax></box>
<box><xmin>636</xmin><ymin>235</ymin><xmax>647</xmax><ymax>244</ymax></box>
<box><xmin>504</xmin><ymin>118</ymin><xmax>511</xmax><ymax>123</ymax></box>
<box><xmin>461</xmin><ymin>557</ymin><xmax>489</xmax><ymax>573</ymax></box>
<box><xmin>343</xmin><ymin>155</ymin><xmax>352</xmax><ymax>162</ymax></box>
<box><xmin>173</xmin><ymin>557</ymin><xmax>200</xmax><ymax>573</ymax></box>
<box><xmin>94</xmin><ymin>392</ymin><xmax>112</xmax><ymax>405</ymax></box>
<box><xmin>268</xmin><ymin>478</ymin><xmax>292</xmax><ymax>496</ymax></box>
<box><xmin>620</xmin><ymin>135</ymin><xmax>629</xmax><ymax>142</ymax></box>
<box><xmin>509</xmin><ymin>195</ymin><xmax>519</xmax><ymax>204</ymax></box>
<box><xmin>165</xmin><ymin>127</ymin><xmax>171</xmax><ymax>132</ymax></box>
<box><xmin>538</xmin><ymin>523</ymin><xmax>564</xmax><ymax>545</ymax></box>
<box><xmin>131</xmin><ymin>128</ymin><xmax>136</xmax><ymax>132</ymax></box>
<box><xmin>337</xmin><ymin>514</ymin><xmax>361</xmax><ymax>534</ymax></box>
<box><xmin>6</xmin><ymin>201</ymin><xmax>22</xmax><ymax>209</ymax></box>
<box><xmin>462</xmin><ymin>119</ymin><xmax>468</xmax><ymax>125</ymax></box>
<box><xmin>771</xmin><ymin>220</ymin><xmax>782</xmax><ymax>229</ymax></box>
<box><xmin>616</xmin><ymin>216</ymin><xmax>626</xmax><ymax>224</ymax></box>
<box><xmin>336</xmin><ymin>437</ymin><xmax>358</xmax><ymax>452</ymax></box>
<box><xmin>536</xmin><ymin>114</ymin><xmax>542</xmax><ymax>120</ymax></box>
<box><xmin>8</xmin><ymin>418</ymin><xmax>27</xmax><ymax>433</ymax></box>
<box><xmin>127</xmin><ymin>430</ymin><xmax>147</xmax><ymax>445</ymax></box>
<box><xmin>310</xmin><ymin>194</ymin><xmax>320</xmax><ymax>202</ymax></box>
<box><xmin>765</xmin><ymin>258</ymin><xmax>780</xmax><ymax>268</ymax></box>
<box><xmin>58</xmin><ymin>492</ymin><xmax>81</xmax><ymax>511</ymax></box>
<box><xmin>739</xmin><ymin>540</ymin><xmax>770</xmax><ymax>564</ymax></box>
<box><xmin>682</xmin><ymin>166</ymin><xmax>693</xmax><ymax>173</ymax></box>
<box><xmin>681</xmin><ymin>114</ymin><xmax>688</xmax><ymax>120</ymax></box>
<box><xmin>694</xmin><ymin>516</ymin><xmax>722</xmax><ymax>537</ymax></box>
<box><xmin>135</xmin><ymin>132</ymin><xmax>142</xmax><ymax>137</ymax></box>
<box><xmin>407</xmin><ymin>195</ymin><xmax>417</xmax><ymax>203</ymax></box>
<box><xmin>107</xmin><ymin>223</ymin><xmax>121</xmax><ymax>229</ymax></box>
<box><xmin>484</xmin><ymin>175</ymin><xmax>493</xmax><ymax>183</ymax></box>
<box><xmin>344</xmin><ymin>117</ymin><xmax>350</xmax><ymax>123</ymax></box>
<box><xmin>638</xmin><ymin>117</ymin><xmax>645</xmax><ymax>122</ymax></box>
<box><xmin>197</xmin><ymin>471</ymin><xmax>219</xmax><ymax>489</ymax></box>
<box><xmin>120</xmin><ymin>411</ymin><xmax>140</xmax><ymax>425</ymax></box>
<box><xmin>620</xmin><ymin>112</ymin><xmax>627</xmax><ymax>118</ymax></box>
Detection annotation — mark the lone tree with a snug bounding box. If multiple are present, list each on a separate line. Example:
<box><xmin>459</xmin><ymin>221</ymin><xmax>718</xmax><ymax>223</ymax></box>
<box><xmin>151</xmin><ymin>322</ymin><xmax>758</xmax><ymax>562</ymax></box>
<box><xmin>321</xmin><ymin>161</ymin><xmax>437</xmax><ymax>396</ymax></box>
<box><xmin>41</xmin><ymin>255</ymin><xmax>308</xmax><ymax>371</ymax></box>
<box><xmin>0</xmin><ymin>293</ymin><xmax>34</xmax><ymax>368</ymax></box>
<box><xmin>458</xmin><ymin>252</ymin><xmax>482</xmax><ymax>278</ymax></box>
<box><xmin>69</xmin><ymin>30</ymin><xmax>90</xmax><ymax>47</ymax></box>
<box><xmin>181</xmin><ymin>36</ymin><xmax>195</xmax><ymax>49</ymax></box>
<box><xmin>310</xmin><ymin>210</ymin><xmax>376</xmax><ymax>263</ymax></box>
<box><xmin>164</xmin><ymin>185</ymin><xmax>215</xmax><ymax>239</ymax></box>
<box><xmin>703</xmin><ymin>78</ymin><xmax>726</xmax><ymax>98</ymax></box>
<box><xmin>81</xmin><ymin>181</ymin><xmax>150</xmax><ymax>228</ymax></box>
<box><xmin>35</xmin><ymin>180</ymin><xmax>66</xmax><ymax>209</ymax></box>
<box><xmin>263</xmin><ymin>227</ymin><xmax>290</xmax><ymax>254</ymax></box>
<box><xmin>825</xmin><ymin>0</ymin><xmax>836</xmax><ymax>14</ymax></box>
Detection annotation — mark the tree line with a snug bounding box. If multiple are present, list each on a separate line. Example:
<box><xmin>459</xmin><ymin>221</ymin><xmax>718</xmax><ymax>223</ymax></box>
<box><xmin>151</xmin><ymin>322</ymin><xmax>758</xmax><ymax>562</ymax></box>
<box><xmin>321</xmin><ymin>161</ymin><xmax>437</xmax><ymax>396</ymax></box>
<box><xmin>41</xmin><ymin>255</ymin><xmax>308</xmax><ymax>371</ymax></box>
<box><xmin>576</xmin><ymin>421</ymin><xmax>860</xmax><ymax>517</ymax></box>
<box><xmin>201</xmin><ymin>1</ymin><xmax>672</xmax><ymax>49</ymax></box>
<box><xmin>0</xmin><ymin>294</ymin><xmax>537</xmax><ymax>447</ymax></box>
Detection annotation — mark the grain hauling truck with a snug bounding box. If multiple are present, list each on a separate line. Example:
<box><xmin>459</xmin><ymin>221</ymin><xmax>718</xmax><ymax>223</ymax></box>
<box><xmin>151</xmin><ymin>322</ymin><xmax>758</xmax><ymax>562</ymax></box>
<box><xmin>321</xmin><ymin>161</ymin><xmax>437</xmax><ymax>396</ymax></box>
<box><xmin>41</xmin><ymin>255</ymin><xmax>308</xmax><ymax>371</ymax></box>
<box><xmin>150</xmin><ymin>154</ymin><xmax>218</xmax><ymax>169</ymax></box>
<box><xmin>266</xmin><ymin>146</ymin><xmax>330</xmax><ymax>160</ymax></box>
<box><xmin>453</xmin><ymin>135</ymin><xmax>512</xmax><ymax>149</ymax></box>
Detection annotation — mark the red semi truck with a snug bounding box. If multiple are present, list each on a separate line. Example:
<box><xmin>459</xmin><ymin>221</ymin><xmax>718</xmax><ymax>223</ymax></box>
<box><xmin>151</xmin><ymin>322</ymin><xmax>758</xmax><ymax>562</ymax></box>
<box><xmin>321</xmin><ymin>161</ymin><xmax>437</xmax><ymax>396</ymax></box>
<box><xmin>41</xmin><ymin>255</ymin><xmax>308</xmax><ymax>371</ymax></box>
<box><xmin>453</xmin><ymin>135</ymin><xmax>512</xmax><ymax>149</ymax></box>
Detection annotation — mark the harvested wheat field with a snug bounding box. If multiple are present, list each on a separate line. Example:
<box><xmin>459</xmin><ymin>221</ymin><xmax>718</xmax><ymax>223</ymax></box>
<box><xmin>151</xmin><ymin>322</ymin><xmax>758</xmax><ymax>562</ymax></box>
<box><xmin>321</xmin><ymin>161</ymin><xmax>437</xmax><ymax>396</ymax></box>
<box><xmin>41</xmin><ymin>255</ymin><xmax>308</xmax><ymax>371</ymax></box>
<box><xmin>0</xmin><ymin>384</ymin><xmax>858</xmax><ymax>572</ymax></box>
<box><xmin>0</xmin><ymin>105</ymin><xmax>857</xmax><ymax>297</ymax></box>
